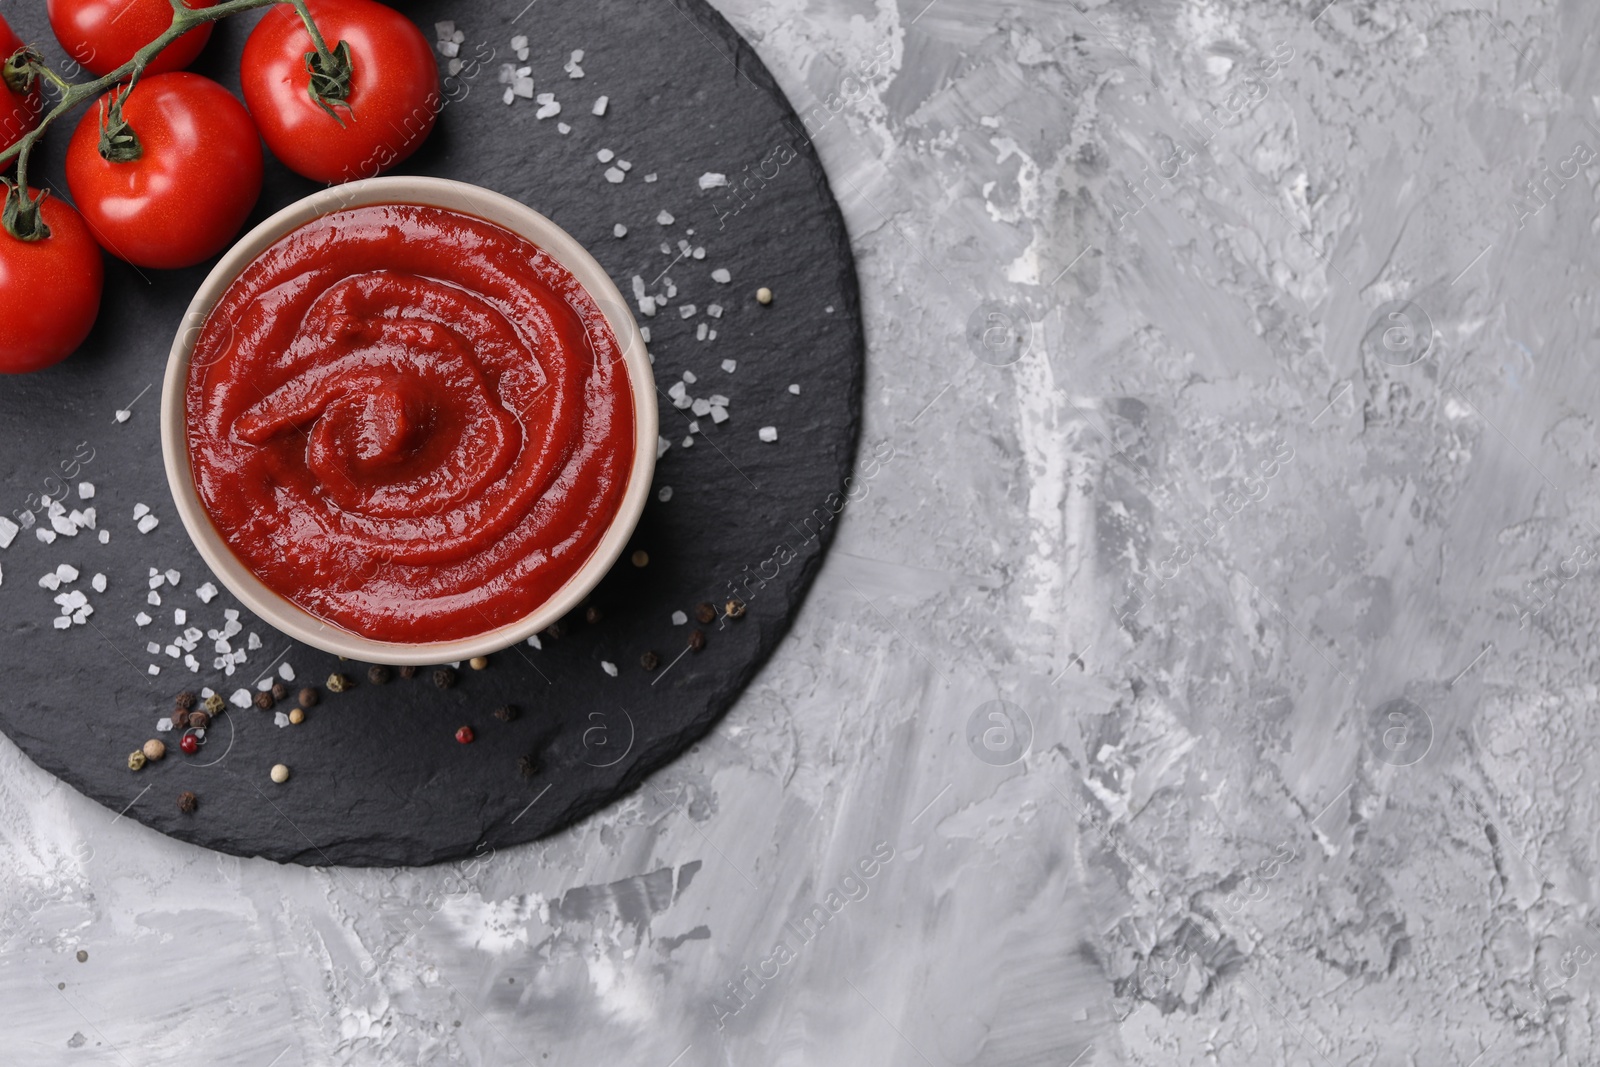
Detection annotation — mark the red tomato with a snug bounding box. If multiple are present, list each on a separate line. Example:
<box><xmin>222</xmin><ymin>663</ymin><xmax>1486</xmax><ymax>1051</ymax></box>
<box><xmin>241</xmin><ymin>0</ymin><xmax>438</xmax><ymax>185</ymax></box>
<box><xmin>0</xmin><ymin>15</ymin><xmax>42</xmax><ymax>156</ymax></box>
<box><xmin>0</xmin><ymin>190</ymin><xmax>104</xmax><ymax>373</ymax></box>
<box><xmin>66</xmin><ymin>72</ymin><xmax>263</xmax><ymax>269</ymax></box>
<box><xmin>48</xmin><ymin>0</ymin><xmax>218</xmax><ymax>78</ymax></box>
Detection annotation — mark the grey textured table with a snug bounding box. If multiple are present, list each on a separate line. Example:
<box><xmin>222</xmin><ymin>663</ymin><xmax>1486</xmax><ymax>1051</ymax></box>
<box><xmin>5</xmin><ymin>0</ymin><xmax>1593</xmax><ymax>1064</ymax></box>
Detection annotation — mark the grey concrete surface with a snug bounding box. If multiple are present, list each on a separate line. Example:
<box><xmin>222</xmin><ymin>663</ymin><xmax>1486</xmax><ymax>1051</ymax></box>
<box><xmin>4</xmin><ymin>0</ymin><xmax>1595</xmax><ymax>1063</ymax></box>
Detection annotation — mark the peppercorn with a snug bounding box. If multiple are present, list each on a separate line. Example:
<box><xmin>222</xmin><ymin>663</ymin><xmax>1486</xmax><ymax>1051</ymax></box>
<box><xmin>470</xmin><ymin>656</ymin><xmax>489</xmax><ymax>671</ymax></box>
<box><xmin>327</xmin><ymin>673</ymin><xmax>354</xmax><ymax>694</ymax></box>
<box><xmin>270</xmin><ymin>764</ymin><xmax>290</xmax><ymax>784</ymax></box>
<box><xmin>300</xmin><ymin>687</ymin><xmax>320</xmax><ymax>707</ymax></box>
<box><xmin>694</xmin><ymin>602</ymin><xmax>717</xmax><ymax>625</ymax></box>
<box><xmin>455</xmin><ymin>725</ymin><xmax>475</xmax><ymax>744</ymax></box>
<box><xmin>172</xmin><ymin>709</ymin><xmax>190</xmax><ymax>729</ymax></box>
<box><xmin>433</xmin><ymin>666</ymin><xmax>457</xmax><ymax>689</ymax></box>
<box><xmin>204</xmin><ymin>694</ymin><xmax>225</xmax><ymax>716</ymax></box>
<box><xmin>127</xmin><ymin>751</ymin><xmax>146</xmax><ymax>771</ymax></box>
<box><xmin>494</xmin><ymin>704</ymin><xmax>519</xmax><ymax>723</ymax></box>
<box><xmin>725</xmin><ymin>598</ymin><xmax>746</xmax><ymax>619</ymax></box>
<box><xmin>756</xmin><ymin>286</ymin><xmax>774</xmax><ymax>305</ymax></box>
<box><xmin>399</xmin><ymin>665</ymin><xmax>417</xmax><ymax>679</ymax></box>
<box><xmin>288</xmin><ymin>707</ymin><xmax>305</xmax><ymax>725</ymax></box>
<box><xmin>179</xmin><ymin>734</ymin><xmax>199</xmax><ymax>755</ymax></box>
<box><xmin>631</xmin><ymin>550</ymin><xmax>649</xmax><ymax>568</ymax></box>
<box><xmin>176</xmin><ymin>791</ymin><xmax>198</xmax><ymax>814</ymax></box>
<box><xmin>75</xmin><ymin>949</ymin><xmax>87</xmax><ymax>963</ymax></box>
<box><xmin>175</xmin><ymin>691</ymin><xmax>198</xmax><ymax>712</ymax></box>
<box><xmin>271</xmin><ymin>682</ymin><xmax>289</xmax><ymax>702</ymax></box>
<box><xmin>368</xmin><ymin>665</ymin><xmax>392</xmax><ymax>685</ymax></box>
<box><xmin>254</xmin><ymin>690</ymin><xmax>275</xmax><ymax>710</ymax></box>
<box><xmin>640</xmin><ymin>651</ymin><xmax>660</xmax><ymax>670</ymax></box>
<box><xmin>187</xmin><ymin>709</ymin><xmax>210</xmax><ymax>731</ymax></box>
<box><xmin>688</xmin><ymin>629</ymin><xmax>706</xmax><ymax>652</ymax></box>
<box><xmin>142</xmin><ymin>739</ymin><xmax>166</xmax><ymax>762</ymax></box>
<box><xmin>544</xmin><ymin>622</ymin><xmax>565</xmax><ymax>639</ymax></box>
<box><xmin>585</xmin><ymin>605</ymin><xmax>603</xmax><ymax>624</ymax></box>
<box><xmin>517</xmin><ymin>753</ymin><xmax>539</xmax><ymax>778</ymax></box>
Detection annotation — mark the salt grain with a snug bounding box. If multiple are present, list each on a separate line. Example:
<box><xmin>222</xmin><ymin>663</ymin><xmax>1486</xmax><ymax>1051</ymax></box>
<box><xmin>759</xmin><ymin>426</ymin><xmax>778</xmax><ymax>442</ymax></box>
<box><xmin>38</xmin><ymin>573</ymin><xmax>60</xmax><ymax>591</ymax></box>
<box><xmin>657</xmin><ymin>210</ymin><xmax>675</xmax><ymax>225</ymax></box>
<box><xmin>55</xmin><ymin>564</ymin><xmax>78</xmax><ymax>583</ymax></box>
<box><xmin>135</xmin><ymin>612</ymin><xmax>151</xmax><ymax>627</ymax></box>
<box><xmin>97</xmin><ymin>530</ymin><xmax>109</xmax><ymax>544</ymax></box>
<box><xmin>644</xmin><ymin>173</ymin><xmax>657</xmax><ymax>182</ymax></box>
<box><xmin>78</xmin><ymin>482</ymin><xmax>94</xmax><ymax>499</ymax></box>
<box><xmin>92</xmin><ymin>573</ymin><xmax>106</xmax><ymax>593</ymax></box>
<box><xmin>710</xmin><ymin>406</ymin><xmax>729</xmax><ymax>424</ymax></box>
<box><xmin>672</xmin><ymin>610</ymin><xmax>688</xmax><ymax>625</ymax></box>
<box><xmin>36</xmin><ymin>528</ymin><xmax>55</xmax><ymax>544</ymax></box>
<box><xmin>721</xmin><ymin>359</ymin><xmax>737</xmax><ymax>372</ymax></box>
<box><xmin>712</xmin><ymin>268</ymin><xmax>731</xmax><ymax>283</ymax></box>
<box><xmin>147</xmin><ymin>665</ymin><xmax>160</xmax><ymax>676</ymax></box>
<box><xmin>173</xmin><ymin>608</ymin><xmax>185</xmax><ymax>624</ymax></box>
<box><xmin>605</xmin><ymin>167</ymin><xmax>624</xmax><ymax>183</ymax></box>
<box><xmin>592</xmin><ymin>96</ymin><xmax>608</xmax><ymax>115</ymax></box>
<box><xmin>658</xmin><ymin>486</ymin><xmax>673</xmax><ymax>502</ymax></box>
<box><xmin>279</xmin><ymin>663</ymin><xmax>295</xmax><ymax>682</ymax></box>
<box><xmin>147</xmin><ymin>590</ymin><xmax>161</xmax><ymax>606</ymax></box>
<box><xmin>137</xmin><ymin>514</ymin><xmax>159</xmax><ymax>534</ymax></box>
<box><xmin>597</xmin><ymin>148</ymin><xmax>614</xmax><ymax>163</ymax></box>
<box><xmin>614</xmin><ymin>224</ymin><xmax>627</xmax><ymax>237</ymax></box>
<box><xmin>601</xmin><ymin>661</ymin><xmax>618</xmax><ymax>677</ymax></box>
<box><xmin>196</xmin><ymin>582</ymin><xmax>218</xmax><ymax>603</ymax></box>
<box><xmin>657</xmin><ymin>436</ymin><xmax>671</xmax><ymax>459</ymax></box>
<box><xmin>230</xmin><ymin>689</ymin><xmax>252</xmax><ymax>709</ymax></box>
<box><xmin>617</xmin><ymin>160</ymin><xmax>631</xmax><ymax>171</ymax></box>
<box><xmin>692</xmin><ymin>398</ymin><xmax>712</xmax><ymax>417</ymax></box>
<box><xmin>52</xmin><ymin>617</ymin><xmax>70</xmax><ymax>630</ymax></box>
<box><xmin>557</xmin><ymin>122</ymin><xmax>571</xmax><ymax>134</ymax></box>
<box><xmin>0</xmin><ymin>516</ymin><xmax>16</xmax><ymax>549</ymax></box>
<box><xmin>133</xmin><ymin>503</ymin><xmax>150</xmax><ymax>520</ymax></box>
<box><xmin>698</xmin><ymin>172</ymin><xmax>728</xmax><ymax>190</ymax></box>
<box><xmin>679</xmin><ymin>304</ymin><xmax>696</xmax><ymax>319</ymax></box>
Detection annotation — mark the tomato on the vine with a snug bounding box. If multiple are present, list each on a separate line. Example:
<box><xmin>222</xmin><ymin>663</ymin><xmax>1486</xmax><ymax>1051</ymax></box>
<box><xmin>0</xmin><ymin>15</ymin><xmax>42</xmax><ymax>156</ymax></box>
<box><xmin>240</xmin><ymin>0</ymin><xmax>438</xmax><ymax>185</ymax></box>
<box><xmin>47</xmin><ymin>0</ymin><xmax>218</xmax><ymax>79</ymax></box>
<box><xmin>0</xmin><ymin>189</ymin><xmax>104</xmax><ymax>373</ymax></box>
<box><xmin>66</xmin><ymin>72</ymin><xmax>263</xmax><ymax>270</ymax></box>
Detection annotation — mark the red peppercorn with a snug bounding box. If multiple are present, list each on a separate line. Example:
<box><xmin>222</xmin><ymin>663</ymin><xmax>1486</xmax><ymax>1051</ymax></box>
<box><xmin>179</xmin><ymin>733</ymin><xmax>200</xmax><ymax>755</ymax></box>
<box><xmin>455</xmin><ymin>726</ymin><xmax>475</xmax><ymax>744</ymax></box>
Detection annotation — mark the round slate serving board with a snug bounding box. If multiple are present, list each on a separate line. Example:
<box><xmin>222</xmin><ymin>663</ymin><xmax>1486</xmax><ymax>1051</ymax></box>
<box><xmin>0</xmin><ymin>0</ymin><xmax>863</xmax><ymax>866</ymax></box>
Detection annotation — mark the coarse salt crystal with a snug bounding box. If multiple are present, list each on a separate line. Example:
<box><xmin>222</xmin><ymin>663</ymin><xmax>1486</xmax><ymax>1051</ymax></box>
<box><xmin>601</xmin><ymin>661</ymin><xmax>618</xmax><ymax>677</ymax></box>
<box><xmin>56</xmin><ymin>563</ymin><xmax>79</xmax><ymax>583</ymax></box>
<box><xmin>667</xmin><ymin>381</ymin><xmax>687</xmax><ymax>400</ymax></box>
<box><xmin>640</xmin><ymin>327</ymin><xmax>651</xmax><ymax>343</ymax></box>
<box><xmin>197</xmin><ymin>582</ymin><xmax>218</xmax><ymax>603</ymax></box>
<box><xmin>165</xmin><ymin>569</ymin><xmax>180</xmax><ymax>586</ymax></box>
<box><xmin>247</xmin><ymin>632</ymin><xmax>262</xmax><ymax>650</ymax></box>
<box><xmin>789</xmin><ymin>383</ymin><xmax>801</xmax><ymax>394</ymax></box>
<box><xmin>614</xmin><ymin>224</ymin><xmax>627</xmax><ymax>238</ymax></box>
<box><xmin>149</xmin><ymin>574</ymin><xmax>165</xmax><ymax>590</ymax></box>
<box><xmin>279</xmin><ymin>663</ymin><xmax>295</xmax><ymax>682</ymax></box>
<box><xmin>438</xmin><ymin>39</ymin><xmax>460</xmax><ymax>58</ymax></box>
<box><xmin>148</xmin><ymin>590</ymin><xmax>161</xmax><ymax>606</ymax></box>
<box><xmin>513</xmin><ymin>77</ymin><xmax>535</xmax><ymax>99</ymax></box>
<box><xmin>133</xmin><ymin>503</ymin><xmax>150</xmax><ymax>520</ymax></box>
<box><xmin>639</xmin><ymin>296</ymin><xmax>657</xmax><ymax>316</ymax></box>
<box><xmin>680</xmin><ymin>304</ymin><xmax>696</xmax><ymax>319</ymax></box>
<box><xmin>36</xmin><ymin>528</ymin><xmax>56</xmax><ymax>545</ymax></box>
<box><xmin>692</xmin><ymin>398</ymin><xmax>712</xmax><ymax>417</ymax></box>
<box><xmin>617</xmin><ymin>160</ymin><xmax>631</xmax><ymax>171</ymax></box>
<box><xmin>671</xmin><ymin>610</ymin><xmax>688</xmax><ymax>625</ymax></box>
<box><xmin>258</xmin><ymin>677</ymin><xmax>274</xmax><ymax>692</ymax></box>
<box><xmin>711</xmin><ymin>405</ymin><xmax>729</xmax><ymax>424</ymax></box>
<box><xmin>230</xmin><ymin>689</ymin><xmax>252</xmax><ymax>709</ymax></box>
<box><xmin>759</xmin><ymin>426</ymin><xmax>778</xmax><ymax>442</ymax></box>
<box><xmin>697</xmin><ymin>323</ymin><xmax>708</xmax><ymax>340</ymax></box>
<box><xmin>644</xmin><ymin>173</ymin><xmax>658</xmax><ymax>182</ymax></box>
<box><xmin>135</xmin><ymin>612</ymin><xmax>151</xmax><ymax>626</ymax></box>
<box><xmin>712</xmin><ymin>268</ymin><xmax>731</xmax><ymax>283</ymax></box>
<box><xmin>98</xmin><ymin>530</ymin><xmax>109</xmax><ymax>544</ymax></box>
<box><xmin>605</xmin><ymin>166</ymin><xmax>625</xmax><ymax>183</ymax></box>
<box><xmin>72</xmin><ymin>606</ymin><xmax>91</xmax><ymax>625</ymax></box>
<box><xmin>657</xmin><ymin>210</ymin><xmax>675</xmax><ymax>225</ymax></box>
<box><xmin>592</xmin><ymin>95</ymin><xmax>608</xmax><ymax>115</ymax></box>
<box><xmin>536</xmin><ymin>99</ymin><xmax>561</xmax><ymax>119</ymax></box>
<box><xmin>693</xmin><ymin>247</ymin><xmax>705</xmax><ymax>259</ymax></box>
<box><xmin>166</xmin><ymin>645</ymin><xmax>180</xmax><ymax>659</ymax></box>
<box><xmin>39</xmin><ymin>574</ymin><xmax>61</xmax><ymax>591</ymax></box>
<box><xmin>77</xmin><ymin>482</ymin><xmax>94</xmax><ymax>500</ymax></box>
<box><xmin>707</xmin><ymin>304</ymin><xmax>724</xmax><ymax>319</ymax></box>
<box><xmin>721</xmin><ymin>359</ymin><xmax>737</xmax><ymax>373</ymax></box>
<box><xmin>699</xmin><ymin>172</ymin><xmax>728</xmax><ymax>190</ymax></box>
<box><xmin>274</xmin><ymin>711</ymin><xmax>291</xmax><ymax>728</ymax></box>
<box><xmin>557</xmin><ymin>122</ymin><xmax>571</xmax><ymax>134</ymax></box>
<box><xmin>597</xmin><ymin>148</ymin><xmax>615</xmax><ymax>163</ymax></box>
<box><xmin>52</xmin><ymin>616</ymin><xmax>70</xmax><ymax>630</ymax></box>
<box><xmin>147</xmin><ymin>641</ymin><xmax>161</xmax><ymax>655</ymax></box>
<box><xmin>185</xmin><ymin>655</ymin><xmax>199</xmax><ymax>672</ymax></box>
<box><xmin>708</xmin><ymin>393</ymin><xmax>729</xmax><ymax>406</ymax></box>
<box><xmin>156</xmin><ymin>717</ymin><xmax>173</xmax><ymax>732</ymax></box>
<box><xmin>657</xmin><ymin>436</ymin><xmax>671</xmax><ymax>459</ymax></box>
<box><xmin>92</xmin><ymin>573</ymin><xmax>106</xmax><ymax>593</ymax></box>
<box><xmin>510</xmin><ymin>34</ymin><xmax>528</xmax><ymax>49</ymax></box>
<box><xmin>658</xmin><ymin>486</ymin><xmax>673</xmax><ymax>502</ymax></box>
<box><xmin>173</xmin><ymin>608</ymin><xmax>185</xmax><ymax>624</ymax></box>
<box><xmin>527</xmin><ymin>634</ymin><xmax>542</xmax><ymax>649</ymax></box>
<box><xmin>682</xmin><ymin>436</ymin><xmax>694</xmax><ymax>448</ymax></box>
<box><xmin>0</xmin><ymin>517</ymin><xmax>16</xmax><ymax>549</ymax></box>
<box><xmin>137</xmin><ymin>514</ymin><xmax>159</xmax><ymax>534</ymax></box>
<box><xmin>148</xmin><ymin>665</ymin><xmax>160</xmax><ymax>676</ymax></box>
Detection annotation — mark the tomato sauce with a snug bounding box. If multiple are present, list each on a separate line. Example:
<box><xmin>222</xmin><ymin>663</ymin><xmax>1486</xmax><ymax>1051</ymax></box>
<box><xmin>186</xmin><ymin>204</ymin><xmax>636</xmax><ymax>643</ymax></box>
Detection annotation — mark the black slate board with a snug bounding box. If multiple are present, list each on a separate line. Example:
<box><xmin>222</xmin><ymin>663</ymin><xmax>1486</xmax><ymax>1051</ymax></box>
<box><xmin>0</xmin><ymin>0</ymin><xmax>863</xmax><ymax>865</ymax></box>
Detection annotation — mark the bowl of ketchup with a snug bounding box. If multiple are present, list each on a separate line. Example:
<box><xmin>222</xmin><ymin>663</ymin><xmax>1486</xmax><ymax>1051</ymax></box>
<box><xmin>161</xmin><ymin>177</ymin><xmax>657</xmax><ymax>664</ymax></box>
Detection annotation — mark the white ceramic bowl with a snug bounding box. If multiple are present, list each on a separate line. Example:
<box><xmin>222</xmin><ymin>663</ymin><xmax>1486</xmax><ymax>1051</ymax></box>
<box><xmin>160</xmin><ymin>176</ymin><xmax>657</xmax><ymax>666</ymax></box>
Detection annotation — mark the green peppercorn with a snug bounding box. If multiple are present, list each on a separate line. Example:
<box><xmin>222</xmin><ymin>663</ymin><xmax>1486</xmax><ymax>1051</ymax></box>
<box><xmin>128</xmin><ymin>751</ymin><xmax>146</xmax><ymax>771</ymax></box>
<box><xmin>327</xmin><ymin>673</ymin><xmax>354</xmax><ymax>694</ymax></box>
<box><xmin>203</xmin><ymin>694</ymin><xmax>225</xmax><ymax>716</ymax></box>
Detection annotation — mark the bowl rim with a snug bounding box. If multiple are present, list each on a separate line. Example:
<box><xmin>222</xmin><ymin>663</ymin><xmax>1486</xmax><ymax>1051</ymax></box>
<box><xmin>160</xmin><ymin>176</ymin><xmax>658</xmax><ymax>666</ymax></box>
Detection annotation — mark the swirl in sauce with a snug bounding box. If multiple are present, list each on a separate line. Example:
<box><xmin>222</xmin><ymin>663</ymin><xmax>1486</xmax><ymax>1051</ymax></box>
<box><xmin>186</xmin><ymin>204</ymin><xmax>636</xmax><ymax>643</ymax></box>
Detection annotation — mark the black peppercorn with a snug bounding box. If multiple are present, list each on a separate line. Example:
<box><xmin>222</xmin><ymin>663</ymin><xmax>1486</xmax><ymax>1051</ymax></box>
<box><xmin>544</xmin><ymin>622</ymin><xmax>565</xmax><ymax>640</ymax></box>
<box><xmin>368</xmin><ymin>665</ymin><xmax>392</xmax><ymax>685</ymax></box>
<box><xmin>585</xmin><ymin>605</ymin><xmax>602</xmax><ymax>624</ymax></box>
<box><xmin>640</xmin><ymin>651</ymin><xmax>660</xmax><ymax>671</ymax></box>
<box><xmin>175</xmin><ymin>691</ymin><xmax>198</xmax><ymax>711</ymax></box>
<box><xmin>694</xmin><ymin>602</ymin><xmax>716</xmax><ymax>625</ymax></box>
<box><xmin>688</xmin><ymin>629</ymin><xmax>706</xmax><ymax>652</ymax></box>
<box><xmin>254</xmin><ymin>690</ymin><xmax>274</xmax><ymax>710</ymax></box>
<box><xmin>433</xmin><ymin>666</ymin><xmax>457</xmax><ymax>690</ymax></box>
<box><xmin>188</xmin><ymin>709</ymin><xmax>211</xmax><ymax>731</ymax></box>
<box><xmin>177</xmin><ymin>791</ymin><xmax>198</xmax><ymax>814</ymax></box>
<box><xmin>725</xmin><ymin>598</ymin><xmax>746</xmax><ymax>619</ymax></box>
<box><xmin>494</xmin><ymin>704</ymin><xmax>519</xmax><ymax>723</ymax></box>
<box><xmin>271</xmin><ymin>682</ymin><xmax>289</xmax><ymax>702</ymax></box>
<box><xmin>172</xmin><ymin>708</ymin><xmax>190</xmax><ymax>729</ymax></box>
<box><xmin>399</xmin><ymin>665</ymin><xmax>417</xmax><ymax>679</ymax></box>
<box><xmin>300</xmin><ymin>687</ymin><xmax>320</xmax><ymax>707</ymax></box>
<box><xmin>517</xmin><ymin>754</ymin><xmax>540</xmax><ymax>778</ymax></box>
